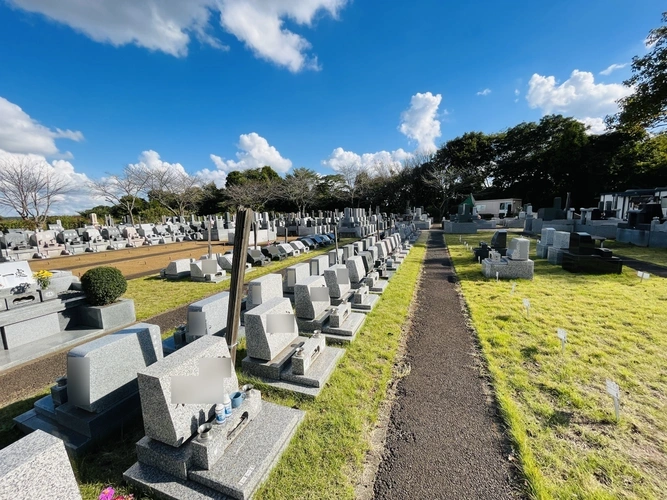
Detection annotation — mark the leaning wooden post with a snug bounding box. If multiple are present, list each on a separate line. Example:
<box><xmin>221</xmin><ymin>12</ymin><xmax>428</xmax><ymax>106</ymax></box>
<box><xmin>207</xmin><ymin>215</ymin><xmax>212</xmax><ymax>259</ymax></box>
<box><xmin>225</xmin><ymin>208</ymin><xmax>254</xmax><ymax>365</ymax></box>
<box><xmin>334</xmin><ymin>225</ymin><xmax>339</xmax><ymax>264</ymax></box>
<box><xmin>253</xmin><ymin>220</ymin><xmax>258</xmax><ymax>249</ymax></box>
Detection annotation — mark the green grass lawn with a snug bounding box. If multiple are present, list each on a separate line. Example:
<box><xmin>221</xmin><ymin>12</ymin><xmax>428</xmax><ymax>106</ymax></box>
<box><xmin>600</xmin><ymin>240</ymin><xmax>667</xmax><ymax>268</ymax></box>
<box><xmin>0</xmin><ymin>236</ymin><xmax>427</xmax><ymax>500</ymax></box>
<box><xmin>446</xmin><ymin>232</ymin><xmax>667</xmax><ymax>500</ymax></box>
<box><xmin>126</xmin><ymin>239</ymin><xmax>356</xmax><ymax>321</ymax></box>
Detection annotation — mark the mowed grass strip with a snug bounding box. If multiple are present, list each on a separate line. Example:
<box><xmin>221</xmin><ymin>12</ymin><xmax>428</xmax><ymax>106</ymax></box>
<box><xmin>126</xmin><ymin>239</ymin><xmax>356</xmax><ymax>321</ymax></box>
<box><xmin>445</xmin><ymin>232</ymin><xmax>667</xmax><ymax>500</ymax></box>
<box><xmin>245</xmin><ymin>235</ymin><xmax>426</xmax><ymax>499</ymax></box>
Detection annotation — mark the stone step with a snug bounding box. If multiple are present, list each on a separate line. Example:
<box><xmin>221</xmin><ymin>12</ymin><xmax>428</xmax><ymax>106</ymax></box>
<box><xmin>12</xmin><ymin>409</ymin><xmax>90</xmax><ymax>452</ymax></box>
<box><xmin>33</xmin><ymin>396</ymin><xmax>57</xmax><ymax>419</ymax></box>
<box><xmin>55</xmin><ymin>392</ymin><xmax>141</xmax><ymax>438</ymax></box>
<box><xmin>124</xmin><ymin>402</ymin><xmax>305</xmax><ymax>500</ymax></box>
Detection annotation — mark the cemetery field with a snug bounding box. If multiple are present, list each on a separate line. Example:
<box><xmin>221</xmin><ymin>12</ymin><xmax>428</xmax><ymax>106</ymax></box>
<box><xmin>31</xmin><ymin>235</ymin><xmax>427</xmax><ymax>500</ymax></box>
<box><xmin>599</xmin><ymin>240</ymin><xmax>667</xmax><ymax>268</ymax></box>
<box><xmin>445</xmin><ymin>232</ymin><xmax>667</xmax><ymax>500</ymax></box>
<box><xmin>125</xmin><ymin>238</ymin><xmax>356</xmax><ymax>321</ymax></box>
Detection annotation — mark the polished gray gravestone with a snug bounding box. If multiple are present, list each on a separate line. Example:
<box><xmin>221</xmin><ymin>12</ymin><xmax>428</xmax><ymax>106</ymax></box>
<box><xmin>14</xmin><ymin>323</ymin><xmax>163</xmax><ymax>454</ymax></box>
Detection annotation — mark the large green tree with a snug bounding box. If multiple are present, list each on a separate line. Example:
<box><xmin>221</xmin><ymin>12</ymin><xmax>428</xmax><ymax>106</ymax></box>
<box><xmin>609</xmin><ymin>12</ymin><xmax>667</xmax><ymax>131</ymax></box>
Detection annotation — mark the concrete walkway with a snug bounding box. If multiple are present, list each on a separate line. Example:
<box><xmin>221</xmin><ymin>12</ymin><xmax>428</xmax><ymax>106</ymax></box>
<box><xmin>373</xmin><ymin>230</ymin><xmax>520</xmax><ymax>499</ymax></box>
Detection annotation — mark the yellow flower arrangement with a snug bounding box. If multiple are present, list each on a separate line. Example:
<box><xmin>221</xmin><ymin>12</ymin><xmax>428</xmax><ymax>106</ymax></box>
<box><xmin>33</xmin><ymin>270</ymin><xmax>53</xmax><ymax>289</ymax></box>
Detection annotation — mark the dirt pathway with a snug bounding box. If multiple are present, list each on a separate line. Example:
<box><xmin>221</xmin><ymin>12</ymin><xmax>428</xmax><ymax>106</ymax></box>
<box><xmin>373</xmin><ymin>230</ymin><xmax>520</xmax><ymax>499</ymax></box>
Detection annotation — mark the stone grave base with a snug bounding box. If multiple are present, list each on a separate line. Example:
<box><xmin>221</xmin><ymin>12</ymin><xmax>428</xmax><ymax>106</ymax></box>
<box><xmin>191</xmin><ymin>274</ymin><xmax>227</xmax><ymax>283</ymax></box>
<box><xmin>561</xmin><ymin>252</ymin><xmax>623</xmax><ymax>274</ymax></box>
<box><xmin>351</xmin><ymin>293</ymin><xmax>380</xmax><ymax>313</ymax></box>
<box><xmin>547</xmin><ymin>247</ymin><xmax>565</xmax><ymax>265</ymax></box>
<box><xmin>296</xmin><ymin>311</ymin><xmax>330</xmax><ymax>333</ymax></box>
<box><xmin>535</xmin><ymin>242</ymin><xmax>551</xmax><ymax>259</ymax></box>
<box><xmin>330</xmin><ymin>290</ymin><xmax>353</xmax><ymax>306</ymax></box>
<box><xmin>379</xmin><ymin>270</ymin><xmax>396</xmax><ymax>281</ymax></box>
<box><xmin>164</xmin><ymin>271</ymin><xmax>191</xmax><ymax>280</ymax></box>
<box><xmin>320</xmin><ymin>311</ymin><xmax>366</xmax><ymax>343</ymax></box>
<box><xmin>14</xmin><ymin>392</ymin><xmax>141</xmax><ymax>455</ymax></box>
<box><xmin>368</xmin><ymin>280</ymin><xmax>388</xmax><ymax>294</ymax></box>
<box><xmin>242</xmin><ymin>337</ymin><xmax>343</xmax><ymax>398</ymax></box>
<box><xmin>482</xmin><ymin>259</ymin><xmax>534</xmax><ymax>280</ymax></box>
<box><xmin>265</xmin><ymin>347</ymin><xmax>344</xmax><ymax>398</ymax></box>
<box><xmin>124</xmin><ymin>402</ymin><xmax>304</xmax><ymax>500</ymax></box>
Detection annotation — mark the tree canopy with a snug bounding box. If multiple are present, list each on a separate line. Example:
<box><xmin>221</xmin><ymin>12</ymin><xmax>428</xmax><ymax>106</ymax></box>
<box><xmin>609</xmin><ymin>12</ymin><xmax>667</xmax><ymax>131</ymax></box>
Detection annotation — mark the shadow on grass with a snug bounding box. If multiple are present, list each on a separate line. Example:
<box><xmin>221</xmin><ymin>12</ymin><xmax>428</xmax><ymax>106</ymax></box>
<box><xmin>0</xmin><ymin>392</ymin><xmax>47</xmax><ymax>449</ymax></box>
<box><xmin>546</xmin><ymin>410</ymin><xmax>573</xmax><ymax>428</ymax></box>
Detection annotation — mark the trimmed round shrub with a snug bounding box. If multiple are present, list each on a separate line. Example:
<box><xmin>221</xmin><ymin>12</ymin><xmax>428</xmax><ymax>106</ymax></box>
<box><xmin>81</xmin><ymin>266</ymin><xmax>127</xmax><ymax>306</ymax></box>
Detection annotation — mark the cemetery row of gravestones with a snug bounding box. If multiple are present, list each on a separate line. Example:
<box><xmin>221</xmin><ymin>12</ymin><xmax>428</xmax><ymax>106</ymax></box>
<box><xmin>161</xmin><ymin>231</ymin><xmax>338</xmax><ymax>283</ymax></box>
<box><xmin>0</xmin><ymin>206</ymin><xmax>416</xmax><ymax>263</ymax></box>
<box><xmin>468</xmin><ymin>227</ymin><xmax>624</xmax><ymax>281</ymax></box>
<box><xmin>3</xmin><ymin>223</ymin><xmax>421</xmax><ymax>500</ymax></box>
<box><xmin>445</xmin><ymin>195</ymin><xmax>667</xmax><ymax>252</ymax></box>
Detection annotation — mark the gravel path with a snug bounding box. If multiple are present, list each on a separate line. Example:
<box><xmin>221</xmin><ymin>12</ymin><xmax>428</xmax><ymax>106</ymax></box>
<box><xmin>373</xmin><ymin>230</ymin><xmax>520</xmax><ymax>499</ymax></box>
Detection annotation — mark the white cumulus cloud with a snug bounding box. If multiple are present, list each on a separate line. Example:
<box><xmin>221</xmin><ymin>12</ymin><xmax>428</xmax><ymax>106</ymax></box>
<box><xmin>218</xmin><ymin>0</ymin><xmax>347</xmax><ymax>72</ymax></box>
<box><xmin>8</xmin><ymin>0</ymin><xmax>346</xmax><ymax>72</ymax></box>
<box><xmin>0</xmin><ymin>96</ymin><xmax>83</xmax><ymax>157</ymax></box>
<box><xmin>204</xmin><ymin>132</ymin><xmax>292</xmax><ymax>187</ymax></box>
<box><xmin>321</xmin><ymin>147</ymin><xmax>412</xmax><ymax>173</ymax></box>
<box><xmin>128</xmin><ymin>150</ymin><xmax>188</xmax><ymax>176</ymax></box>
<box><xmin>526</xmin><ymin>69</ymin><xmax>633</xmax><ymax>135</ymax></box>
<box><xmin>579</xmin><ymin>117</ymin><xmax>607</xmax><ymax>135</ymax></box>
<box><xmin>600</xmin><ymin>63</ymin><xmax>628</xmax><ymax>76</ymax></box>
<box><xmin>196</xmin><ymin>168</ymin><xmax>228</xmax><ymax>188</ymax></box>
<box><xmin>476</xmin><ymin>88</ymin><xmax>491</xmax><ymax>96</ymax></box>
<box><xmin>398</xmin><ymin>92</ymin><xmax>442</xmax><ymax>153</ymax></box>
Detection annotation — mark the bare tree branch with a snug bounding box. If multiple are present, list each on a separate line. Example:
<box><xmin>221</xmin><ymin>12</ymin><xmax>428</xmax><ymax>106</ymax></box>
<box><xmin>88</xmin><ymin>164</ymin><xmax>151</xmax><ymax>226</ymax></box>
<box><xmin>147</xmin><ymin>168</ymin><xmax>202</xmax><ymax>217</ymax></box>
<box><xmin>0</xmin><ymin>155</ymin><xmax>72</xmax><ymax>229</ymax></box>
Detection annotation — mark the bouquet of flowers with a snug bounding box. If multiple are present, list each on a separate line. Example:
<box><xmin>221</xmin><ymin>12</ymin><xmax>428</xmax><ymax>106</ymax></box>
<box><xmin>33</xmin><ymin>270</ymin><xmax>53</xmax><ymax>289</ymax></box>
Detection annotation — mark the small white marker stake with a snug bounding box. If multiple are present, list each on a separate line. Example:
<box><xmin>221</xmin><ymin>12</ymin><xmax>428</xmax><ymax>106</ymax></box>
<box><xmin>479</xmin><ymin>256</ymin><xmax>481</xmax><ymax>264</ymax></box>
<box><xmin>557</xmin><ymin>328</ymin><xmax>567</xmax><ymax>353</ymax></box>
<box><xmin>459</xmin><ymin>235</ymin><xmax>462</xmax><ymax>243</ymax></box>
<box><xmin>637</xmin><ymin>271</ymin><xmax>650</xmax><ymax>282</ymax></box>
<box><xmin>510</xmin><ymin>282</ymin><xmax>516</xmax><ymax>295</ymax></box>
<box><xmin>606</xmin><ymin>379</ymin><xmax>621</xmax><ymax>421</ymax></box>
<box><xmin>496</xmin><ymin>271</ymin><xmax>499</xmax><ymax>282</ymax></box>
<box><xmin>523</xmin><ymin>298</ymin><xmax>530</xmax><ymax>318</ymax></box>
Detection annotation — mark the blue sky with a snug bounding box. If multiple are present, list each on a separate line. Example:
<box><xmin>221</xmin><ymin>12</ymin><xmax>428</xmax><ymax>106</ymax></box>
<box><xmin>0</xmin><ymin>0</ymin><xmax>663</xmax><ymax>212</ymax></box>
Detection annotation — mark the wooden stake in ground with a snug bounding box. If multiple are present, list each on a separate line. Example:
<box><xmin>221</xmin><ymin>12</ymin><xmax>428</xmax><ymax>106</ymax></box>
<box><xmin>225</xmin><ymin>208</ymin><xmax>254</xmax><ymax>364</ymax></box>
<box><xmin>207</xmin><ymin>215</ymin><xmax>212</xmax><ymax>259</ymax></box>
<box><xmin>334</xmin><ymin>226</ymin><xmax>339</xmax><ymax>264</ymax></box>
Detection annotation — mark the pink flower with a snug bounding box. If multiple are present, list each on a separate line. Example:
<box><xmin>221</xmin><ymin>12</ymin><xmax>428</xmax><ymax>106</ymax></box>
<box><xmin>99</xmin><ymin>487</ymin><xmax>115</xmax><ymax>500</ymax></box>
